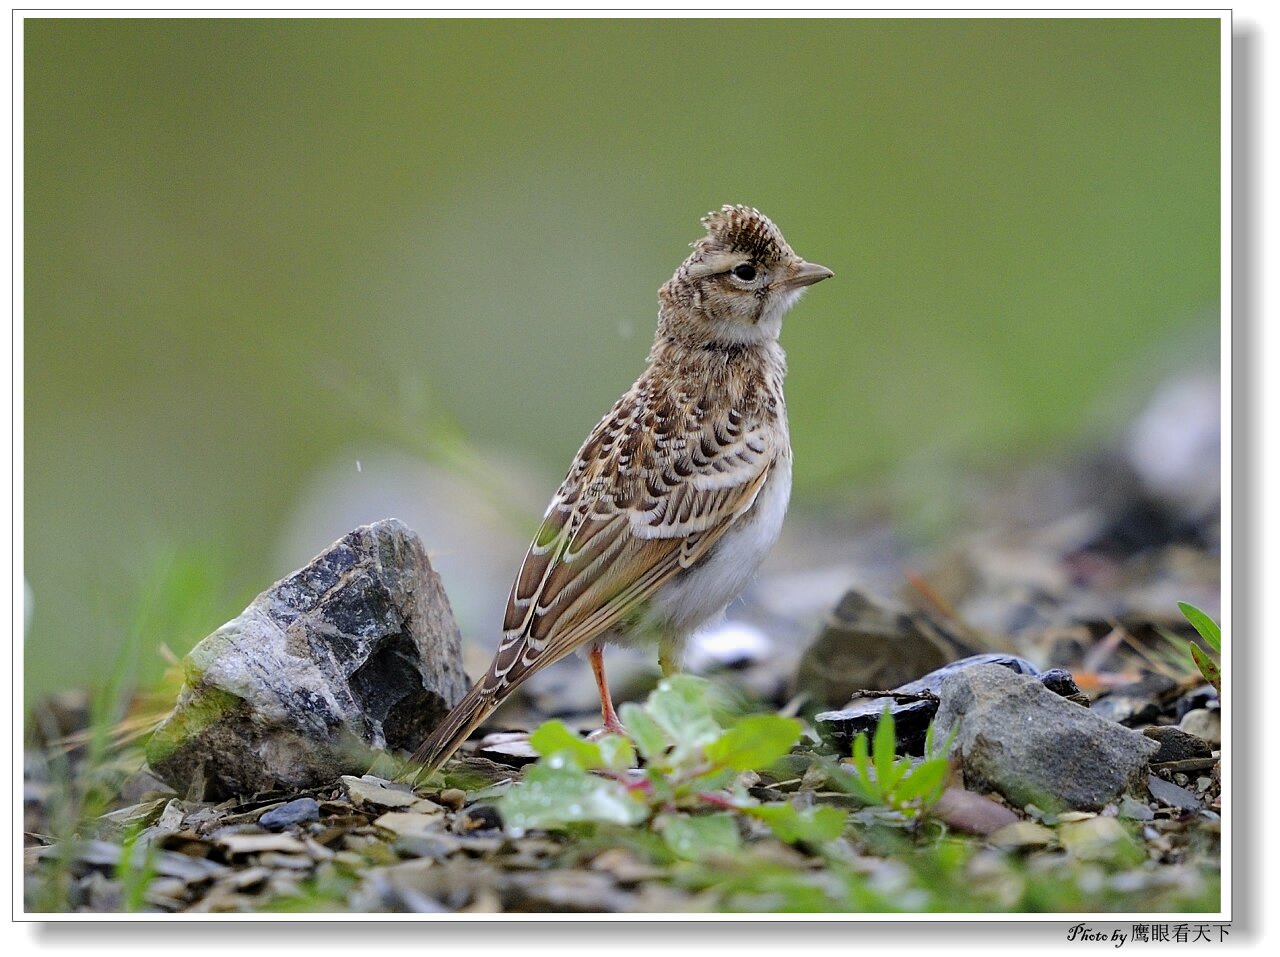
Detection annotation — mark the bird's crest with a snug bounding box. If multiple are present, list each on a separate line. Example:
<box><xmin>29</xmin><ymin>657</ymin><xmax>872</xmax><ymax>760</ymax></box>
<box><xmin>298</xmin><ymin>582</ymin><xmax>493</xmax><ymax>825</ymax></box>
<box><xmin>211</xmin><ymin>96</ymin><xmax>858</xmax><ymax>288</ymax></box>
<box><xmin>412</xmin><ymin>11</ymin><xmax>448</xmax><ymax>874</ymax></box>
<box><xmin>694</xmin><ymin>204</ymin><xmax>794</xmax><ymax>264</ymax></box>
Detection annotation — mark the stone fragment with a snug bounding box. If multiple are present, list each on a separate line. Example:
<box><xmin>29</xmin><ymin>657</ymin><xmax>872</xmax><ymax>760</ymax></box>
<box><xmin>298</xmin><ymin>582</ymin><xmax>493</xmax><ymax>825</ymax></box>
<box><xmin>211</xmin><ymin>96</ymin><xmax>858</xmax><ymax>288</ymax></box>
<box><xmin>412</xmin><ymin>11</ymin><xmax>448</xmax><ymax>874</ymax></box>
<box><xmin>342</xmin><ymin>775</ymin><xmax>424</xmax><ymax>811</ymax></box>
<box><xmin>1090</xmin><ymin>673</ymin><xmax>1177</xmax><ymax>727</ymax></box>
<box><xmin>154</xmin><ymin>799</ymin><xmax>188</xmax><ymax>834</ymax></box>
<box><xmin>76</xmin><ymin>839</ymin><xmax>229</xmax><ymax>882</ymax></box>
<box><xmin>476</xmin><ymin>732</ymin><xmax>540</xmax><ymax>766</ymax></box>
<box><xmin>258</xmin><ymin>798</ymin><xmax>321</xmax><ymax>831</ymax></box>
<box><xmin>146</xmin><ymin>520</ymin><xmax>468</xmax><ymax>799</ymax></box>
<box><xmin>1057</xmin><ymin>816</ymin><xmax>1143</xmax><ymax>864</ymax></box>
<box><xmin>796</xmin><ymin>589</ymin><xmax>967</xmax><ymax>710</ymax></box>
<box><xmin>1117</xmin><ymin>796</ymin><xmax>1156</xmax><ymax>821</ymax></box>
<box><xmin>934</xmin><ymin>664</ymin><xmax>1160</xmax><ymax>811</ymax></box>
<box><xmin>931</xmin><ymin>787</ymin><xmax>1020</xmax><ymax>836</ymax></box>
<box><xmin>373</xmin><ymin>811</ymin><xmax>446</xmax><ymax>839</ymax></box>
<box><xmin>98</xmin><ymin>798</ymin><xmax>170</xmax><ymax>833</ymax></box>
<box><xmin>1143</xmin><ymin>726</ymin><xmax>1213</xmax><ymax>765</ymax></box>
<box><xmin>988</xmin><ymin>821</ymin><xmax>1056</xmax><ymax>849</ymax></box>
<box><xmin>216</xmin><ymin>833</ymin><xmax>309</xmax><ymax>856</ymax></box>
<box><xmin>1147</xmin><ymin>774</ymin><xmax>1202</xmax><ymax>810</ymax></box>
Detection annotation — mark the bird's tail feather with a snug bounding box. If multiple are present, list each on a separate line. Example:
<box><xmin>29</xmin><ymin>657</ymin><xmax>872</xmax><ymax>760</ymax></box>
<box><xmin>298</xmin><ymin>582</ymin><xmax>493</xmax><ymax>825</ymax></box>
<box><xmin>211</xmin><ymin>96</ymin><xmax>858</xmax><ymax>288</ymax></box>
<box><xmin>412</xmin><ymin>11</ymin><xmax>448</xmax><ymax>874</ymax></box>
<box><xmin>401</xmin><ymin>679</ymin><xmax>502</xmax><ymax>783</ymax></box>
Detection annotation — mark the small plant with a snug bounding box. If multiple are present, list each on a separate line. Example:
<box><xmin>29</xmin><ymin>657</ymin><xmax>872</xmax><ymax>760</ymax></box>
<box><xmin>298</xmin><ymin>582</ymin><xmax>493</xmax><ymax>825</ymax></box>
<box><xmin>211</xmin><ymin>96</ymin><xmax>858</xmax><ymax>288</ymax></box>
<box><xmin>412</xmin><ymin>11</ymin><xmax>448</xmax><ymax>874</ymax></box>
<box><xmin>825</xmin><ymin>707</ymin><xmax>952</xmax><ymax>822</ymax></box>
<box><xmin>1178</xmin><ymin>601</ymin><xmax>1221</xmax><ymax>695</ymax></box>
<box><xmin>498</xmin><ymin>675</ymin><xmax>846</xmax><ymax>856</ymax></box>
<box><xmin>117</xmin><ymin>824</ymin><xmax>159</xmax><ymax>913</ymax></box>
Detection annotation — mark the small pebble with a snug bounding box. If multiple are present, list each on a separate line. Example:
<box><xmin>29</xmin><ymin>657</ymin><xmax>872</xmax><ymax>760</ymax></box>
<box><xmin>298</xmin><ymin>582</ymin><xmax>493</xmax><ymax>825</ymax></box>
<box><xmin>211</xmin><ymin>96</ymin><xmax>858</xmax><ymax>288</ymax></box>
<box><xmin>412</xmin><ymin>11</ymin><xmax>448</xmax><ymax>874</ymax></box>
<box><xmin>458</xmin><ymin>805</ymin><xmax>503</xmax><ymax>833</ymax></box>
<box><xmin>437</xmin><ymin>788</ymin><xmax>467</xmax><ymax>811</ymax></box>
<box><xmin>1179</xmin><ymin>708</ymin><xmax>1221</xmax><ymax>746</ymax></box>
<box><xmin>1175</xmin><ymin>685</ymin><xmax>1218</xmax><ymax>720</ymax></box>
<box><xmin>988</xmin><ymin>821</ymin><xmax>1055</xmax><ymax>849</ymax></box>
<box><xmin>258</xmin><ymin>798</ymin><xmax>320</xmax><ymax>831</ymax></box>
<box><xmin>1118</xmin><ymin>796</ymin><xmax>1155</xmax><ymax>821</ymax></box>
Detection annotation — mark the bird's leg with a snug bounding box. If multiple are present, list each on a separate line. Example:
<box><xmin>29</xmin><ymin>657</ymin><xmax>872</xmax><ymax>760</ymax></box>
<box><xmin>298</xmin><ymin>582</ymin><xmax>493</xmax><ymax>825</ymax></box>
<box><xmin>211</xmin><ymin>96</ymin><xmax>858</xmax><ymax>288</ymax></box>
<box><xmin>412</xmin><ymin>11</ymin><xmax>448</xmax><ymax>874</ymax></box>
<box><xmin>589</xmin><ymin>645</ymin><xmax>626</xmax><ymax>735</ymax></box>
<box><xmin>658</xmin><ymin>637</ymin><xmax>681</xmax><ymax>678</ymax></box>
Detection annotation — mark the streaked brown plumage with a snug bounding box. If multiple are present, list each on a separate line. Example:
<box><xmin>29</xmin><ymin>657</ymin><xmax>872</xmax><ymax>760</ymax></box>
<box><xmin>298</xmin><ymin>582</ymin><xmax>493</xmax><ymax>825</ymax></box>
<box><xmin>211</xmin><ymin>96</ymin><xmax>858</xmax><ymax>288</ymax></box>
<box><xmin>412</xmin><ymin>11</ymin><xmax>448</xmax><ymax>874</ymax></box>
<box><xmin>406</xmin><ymin>206</ymin><xmax>832</xmax><ymax>778</ymax></box>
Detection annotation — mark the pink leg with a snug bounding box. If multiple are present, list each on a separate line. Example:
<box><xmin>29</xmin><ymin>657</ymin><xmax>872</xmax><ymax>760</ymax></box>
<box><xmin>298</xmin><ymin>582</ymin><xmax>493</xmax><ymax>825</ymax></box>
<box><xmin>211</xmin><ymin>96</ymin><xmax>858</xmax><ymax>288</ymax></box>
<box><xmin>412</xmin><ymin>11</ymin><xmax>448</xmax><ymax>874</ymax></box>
<box><xmin>589</xmin><ymin>645</ymin><xmax>626</xmax><ymax>735</ymax></box>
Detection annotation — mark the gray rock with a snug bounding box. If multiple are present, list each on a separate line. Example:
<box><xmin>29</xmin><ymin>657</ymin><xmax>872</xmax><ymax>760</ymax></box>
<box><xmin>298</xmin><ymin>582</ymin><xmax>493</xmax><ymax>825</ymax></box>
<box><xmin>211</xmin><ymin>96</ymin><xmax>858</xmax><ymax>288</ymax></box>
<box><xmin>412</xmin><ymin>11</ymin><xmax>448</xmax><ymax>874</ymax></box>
<box><xmin>934</xmin><ymin>664</ymin><xmax>1160</xmax><ymax>811</ymax></box>
<box><xmin>1147</xmin><ymin>773</ymin><xmax>1202</xmax><ymax>810</ymax></box>
<box><xmin>259</xmin><ymin>798</ymin><xmax>321</xmax><ymax>831</ymax></box>
<box><xmin>814</xmin><ymin>653</ymin><xmax>1047</xmax><ymax>756</ymax></box>
<box><xmin>146</xmin><ymin>520</ymin><xmax>468</xmax><ymax>799</ymax></box>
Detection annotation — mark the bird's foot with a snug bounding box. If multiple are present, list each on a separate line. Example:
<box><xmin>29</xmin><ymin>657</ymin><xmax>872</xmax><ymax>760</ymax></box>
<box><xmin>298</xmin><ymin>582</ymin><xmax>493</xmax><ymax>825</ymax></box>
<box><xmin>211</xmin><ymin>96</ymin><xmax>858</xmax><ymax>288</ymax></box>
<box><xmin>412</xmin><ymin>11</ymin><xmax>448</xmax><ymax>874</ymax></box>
<box><xmin>587</xmin><ymin>718</ymin><xmax>628</xmax><ymax>741</ymax></box>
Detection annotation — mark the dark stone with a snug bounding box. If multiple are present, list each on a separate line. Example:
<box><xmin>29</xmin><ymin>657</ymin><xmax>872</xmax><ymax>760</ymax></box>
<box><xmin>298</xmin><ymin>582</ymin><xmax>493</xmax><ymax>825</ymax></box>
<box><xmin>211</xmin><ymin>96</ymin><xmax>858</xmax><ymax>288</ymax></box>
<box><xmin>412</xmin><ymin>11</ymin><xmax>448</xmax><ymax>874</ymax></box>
<box><xmin>146</xmin><ymin>520</ymin><xmax>469</xmax><ymax>799</ymax></box>
<box><xmin>259</xmin><ymin>797</ymin><xmax>321</xmax><ymax>831</ymax></box>
<box><xmin>934</xmin><ymin>664</ymin><xmax>1160</xmax><ymax>811</ymax></box>
<box><xmin>1175</xmin><ymin>684</ymin><xmax>1220</xmax><ymax>720</ymax></box>
<box><xmin>457</xmin><ymin>804</ymin><xmax>503</xmax><ymax>833</ymax></box>
<box><xmin>814</xmin><ymin>653</ymin><xmax>1043</xmax><ymax>756</ymax></box>
<box><xmin>1090</xmin><ymin>673</ymin><xmax>1179</xmax><ymax>727</ymax></box>
<box><xmin>1073</xmin><ymin>493</ymin><xmax>1210</xmax><ymax>559</ymax></box>
<box><xmin>1143</xmin><ymin>726</ymin><xmax>1213</xmax><ymax>765</ymax></box>
<box><xmin>796</xmin><ymin>589</ymin><xmax>973</xmax><ymax>710</ymax></box>
<box><xmin>1038</xmin><ymin>668</ymin><xmax>1089</xmax><ymax>705</ymax></box>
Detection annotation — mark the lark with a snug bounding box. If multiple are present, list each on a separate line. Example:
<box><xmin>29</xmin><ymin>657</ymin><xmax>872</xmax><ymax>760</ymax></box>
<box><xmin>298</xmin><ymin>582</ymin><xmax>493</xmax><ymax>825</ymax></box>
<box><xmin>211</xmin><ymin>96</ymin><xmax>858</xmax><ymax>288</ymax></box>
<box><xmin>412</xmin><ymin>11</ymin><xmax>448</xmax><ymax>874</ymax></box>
<box><xmin>408</xmin><ymin>206</ymin><xmax>832</xmax><ymax>776</ymax></box>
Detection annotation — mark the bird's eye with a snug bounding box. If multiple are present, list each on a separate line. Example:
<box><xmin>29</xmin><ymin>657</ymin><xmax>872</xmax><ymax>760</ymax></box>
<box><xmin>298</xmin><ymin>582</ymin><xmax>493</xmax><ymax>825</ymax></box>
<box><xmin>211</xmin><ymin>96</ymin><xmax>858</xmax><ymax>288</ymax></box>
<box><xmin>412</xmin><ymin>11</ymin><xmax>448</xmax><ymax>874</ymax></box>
<box><xmin>731</xmin><ymin>263</ymin><xmax>757</xmax><ymax>282</ymax></box>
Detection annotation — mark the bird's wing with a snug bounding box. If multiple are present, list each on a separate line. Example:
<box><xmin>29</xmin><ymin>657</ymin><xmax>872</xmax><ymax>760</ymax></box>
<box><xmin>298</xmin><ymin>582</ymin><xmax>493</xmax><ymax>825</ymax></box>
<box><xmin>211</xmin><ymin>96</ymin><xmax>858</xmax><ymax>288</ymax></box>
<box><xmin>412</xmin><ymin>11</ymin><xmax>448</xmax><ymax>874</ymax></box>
<box><xmin>482</xmin><ymin>385</ymin><xmax>778</xmax><ymax>698</ymax></box>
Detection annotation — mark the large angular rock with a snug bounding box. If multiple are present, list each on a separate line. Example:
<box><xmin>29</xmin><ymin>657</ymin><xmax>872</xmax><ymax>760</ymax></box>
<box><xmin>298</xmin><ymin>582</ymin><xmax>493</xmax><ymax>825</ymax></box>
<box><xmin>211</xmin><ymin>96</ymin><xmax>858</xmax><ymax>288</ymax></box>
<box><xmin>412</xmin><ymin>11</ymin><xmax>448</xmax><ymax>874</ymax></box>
<box><xmin>934</xmin><ymin>664</ymin><xmax>1159</xmax><ymax>812</ymax></box>
<box><xmin>795</xmin><ymin>589</ymin><xmax>972</xmax><ymax>710</ymax></box>
<box><xmin>813</xmin><ymin>653</ymin><xmax>1049</xmax><ymax>756</ymax></box>
<box><xmin>146</xmin><ymin>520</ymin><xmax>468</xmax><ymax>799</ymax></box>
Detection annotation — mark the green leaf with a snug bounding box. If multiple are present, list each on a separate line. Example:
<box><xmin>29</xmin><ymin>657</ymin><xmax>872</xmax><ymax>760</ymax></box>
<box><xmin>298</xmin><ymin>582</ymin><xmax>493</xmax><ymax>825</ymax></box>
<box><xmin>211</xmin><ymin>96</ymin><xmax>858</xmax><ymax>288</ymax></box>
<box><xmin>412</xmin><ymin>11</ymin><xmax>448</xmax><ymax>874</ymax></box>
<box><xmin>851</xmin><ymin>734</ymin><xmax>878</xmax><ymax>801</ymax></box>
<box><xmin>880</xmin><ymin>754</ymin><xmax>911</xmax><ymax>797</ymax></box>
<box><xmin>748</xmin><ymin>803</ymin><xmax>847</xmax><ymax>844</ymax></box>
<box><xmin>705</xmin><ymin>714</ymin><xmax>803</xmax><ymax>771</ymax></box>
<box><xmin>1178</xmin><ymin>601</ymin><xmax>1221</xmax><ymax>652</ymax></box>
<box><xmin>893</xmin><ymin>757</ymin><xmax>949</xmax><ymax>806</ymax></box>
<box><xmin>597</xmin><ymin>733</ymin><xmax>638</xmax><ymax>771</ymax></box>
<box><xmin>1189</xmin><ymin>642</ymin><xmax>1222</xmax><ymax>693</ymax></box>
<box><xmin>646</xmin><ymin>675</ymin><xmax>722</xmax><ymax>760</ymax></box>
<box><xmin>872</xmin><ymin>708</ymin><xmax>898</xmax><ymax>789</ymax></box>
<box><xmin>659</xmin><ymin>812</ymin><xmax>741</xmax><ymax>860</ymax></box>
<box><xmin>644</xmin><ymin>766</ymin><xmax>676</xmax><ymax>804</ymax></box>
<box><xmin>528</xmin><ymin>720</ymin><xmax>604</xmax><ymax>769</ymax></box>
<box><xmin>684</xmin><ymin>767</ymin><xmax>736</xmax><ymax>795</ymax></box>
<box><xmin>498</xmin><ymin>760</ymin><xmax>647</xmax><ymax>831</ymax></box>
<box><xmin>618</xmin><ymin>702</ymin><xmax>668</xmax><ymax>763</ymax></box>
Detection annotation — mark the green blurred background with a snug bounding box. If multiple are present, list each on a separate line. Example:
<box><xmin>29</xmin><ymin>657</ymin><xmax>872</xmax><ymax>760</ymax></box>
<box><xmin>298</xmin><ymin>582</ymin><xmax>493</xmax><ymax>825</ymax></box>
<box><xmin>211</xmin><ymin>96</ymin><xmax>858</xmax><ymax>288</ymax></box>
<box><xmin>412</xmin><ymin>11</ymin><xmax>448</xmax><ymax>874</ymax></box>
<box><xmin>24</xmin><ymin>18</ymin><xmax>1220</xmax><ymax>700</ymax></box>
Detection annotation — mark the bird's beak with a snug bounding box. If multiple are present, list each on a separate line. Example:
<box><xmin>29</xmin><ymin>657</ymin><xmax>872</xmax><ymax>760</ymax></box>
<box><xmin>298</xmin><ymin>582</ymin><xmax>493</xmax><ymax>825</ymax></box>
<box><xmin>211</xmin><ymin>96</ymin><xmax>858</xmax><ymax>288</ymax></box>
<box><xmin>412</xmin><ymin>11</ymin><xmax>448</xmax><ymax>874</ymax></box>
<box><xmin>781</xmin><ymin>260</ymin><xmax>835</xmax><ymax>289</ymax></box>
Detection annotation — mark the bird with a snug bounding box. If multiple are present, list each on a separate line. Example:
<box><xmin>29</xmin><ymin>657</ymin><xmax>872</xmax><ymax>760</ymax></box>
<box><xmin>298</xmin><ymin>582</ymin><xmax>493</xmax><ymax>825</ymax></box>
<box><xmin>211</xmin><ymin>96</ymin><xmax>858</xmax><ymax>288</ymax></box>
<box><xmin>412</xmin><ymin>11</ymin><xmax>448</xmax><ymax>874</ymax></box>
<box><xmin>406</xmin><ymin>205</ymin><xmax>833</xmax><ymax>778</ymax></box>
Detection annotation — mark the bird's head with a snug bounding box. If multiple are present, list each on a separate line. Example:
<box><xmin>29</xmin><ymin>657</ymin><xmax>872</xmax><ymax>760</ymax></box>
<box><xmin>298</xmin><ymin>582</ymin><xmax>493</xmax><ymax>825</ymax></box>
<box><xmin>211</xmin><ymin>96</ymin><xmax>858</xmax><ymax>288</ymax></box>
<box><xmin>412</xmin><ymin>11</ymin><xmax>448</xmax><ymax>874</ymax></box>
<box><xmin>658</xmin><ymin>205</ymin><xmax>833</xmax><ymax>348</ymax></box>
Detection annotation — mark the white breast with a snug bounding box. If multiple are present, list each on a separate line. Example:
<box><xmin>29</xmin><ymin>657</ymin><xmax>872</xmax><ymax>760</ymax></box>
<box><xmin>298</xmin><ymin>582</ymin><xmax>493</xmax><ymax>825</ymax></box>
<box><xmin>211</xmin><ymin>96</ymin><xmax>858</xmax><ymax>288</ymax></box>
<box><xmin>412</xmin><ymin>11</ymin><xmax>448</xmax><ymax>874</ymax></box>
<box><xmin>644</xmin><ymin>453</ymin><xmax>792</xmax><ymax>643</ymax></box>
